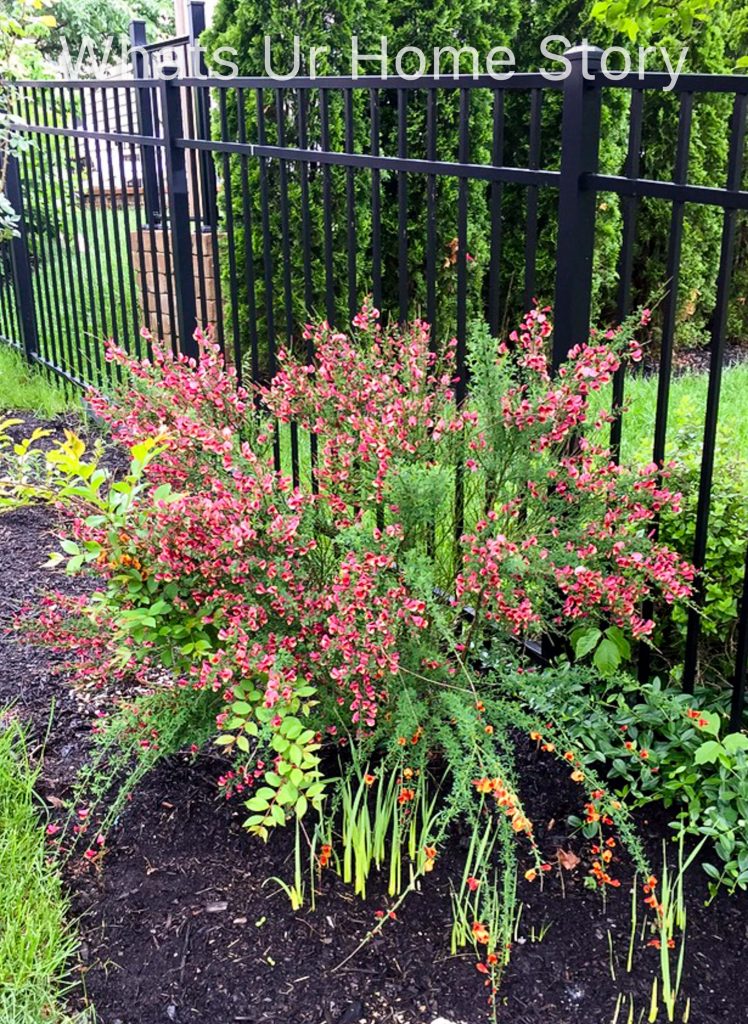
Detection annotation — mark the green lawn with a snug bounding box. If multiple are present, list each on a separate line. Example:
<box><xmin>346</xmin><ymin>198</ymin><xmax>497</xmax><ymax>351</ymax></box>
<box><xmin>0</xmin><ymin>716</ymin><xmax>83</xmax><ymax>1024</ymax></box>
<box><xmin>0</xmin><ymin>347</ymin><xmax>77</xmax><ymax>417</ymax></box>
<box><xmin>25</xmin><ymin>206</ymin><xmax>139</xmax><ymax>387</ymax></box>
<box><xmin>608</xmin><ymin>362</ymin><xmax>748</xmax><ymax>469</ymax></box>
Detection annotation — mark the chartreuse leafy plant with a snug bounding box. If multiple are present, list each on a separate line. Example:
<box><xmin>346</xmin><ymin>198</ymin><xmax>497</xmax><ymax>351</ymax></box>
<box><xmin>8</xmin><ymin>309</ymin><xmax>697</xmax><ymax>1000</ymax></box>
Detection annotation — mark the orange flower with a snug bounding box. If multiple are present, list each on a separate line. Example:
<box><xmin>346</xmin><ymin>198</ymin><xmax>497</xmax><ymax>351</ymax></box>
<box><xmin>485</xmin><ymin>725</ymin><xmax>494</xmax><ymax>735</ymax></box>
<box><xmin>472</xmin><ymin>921</ymin><xmax>490</xmax><ymax>944</ymax></box>
<box><xmin>403</xmin><ymin>767</ymin><xmax>414</xmax><ymax>780</ymax></box>
<box><xmin>563</xmin><ymin>751</ymin><xmax>575</xmax><ymax>762</ymax></box>
<box><xmin>530</xmin><ymin>731</ymin><xmax>542</xmax><ymax>742</ymax></box>
<box><xmin>542</xmin><ymin>742</ymin><xmax>556</xmax><ymax>753</ymax></box>
<box><xmin>473</xmin><ymin>777</ymin><xmax>493</xmax><ymax>794</ymax></box>
<box><xmin>524</xmin><ymin>868</ymin><xmax>538</xmax><ymax>882</ymax></box>
<box><xmin>398</xmin><ymin>788</ymin><xmax>415</xmax><ymax>804</ymax></box>
<box><xmin>511</xmin><ymin>814</ymin><xmax>531</xmax><ymax>834</ymax></box>
<box><xmin>319</xmin><ymin>843</ymin><xmax>332</xmax><ymax>868</ymax></box>
<box><xmin>570</xmin><ymin>769</ymin><xmax>585</xmax><ymax>782</ymax></box>
<box><xmin>363</xmin><ymin>773</ymin><xmax>376</xmax><ymax>786</ymax></box>
<box><xmin>466</xmin><ymin>876</ymin><xmax>480</xmax><ymax>892</ymax></box>
<box><xmin>475</xmin><ymin>700</ymin><xmax>485</xmax><ymax>712</ymax></box>
<box><xmin>397</xmin><ymin>736</ymin><xmax>407</xmax><ymax>746</ymax></box>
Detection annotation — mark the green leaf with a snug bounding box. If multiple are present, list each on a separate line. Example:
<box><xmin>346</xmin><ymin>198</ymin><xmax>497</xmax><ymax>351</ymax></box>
<box><xmin>295</xmin><ymin>795</ymin><xmax>308</xmax><ymax>819</ymax></box>
<box><xmin>593</xmin><ymin>638</ymin><xmax>621</xmax><ymax>676</ymax></box>
<box><xmin>277</xmin><ymin>782</ymin><xmax>299</xmax><ymax>805</ymax></box>
<box><xmin>697</xmin><ymin>710</ymin><xmax>721</xmax><ymax>736</ymax></box>
<box><xmin>246</xmin><ymin>796</ymin><xmax>270</xmax><ymax>812</ymax></box>
<box><xmin>694</xmin><ymin>740</ymin><xmax>723</xmax><ymax>765</ymax></box>
<box><xmin>723</xmin><ymin>733</ymin><xmax>748</xmax><ymax>755</ymax></box>
<box><xmin>572</xmin><ymin>627</ymin><xmax>602</xmax><ymax>659</ymax></box>
<box><xmin>605</xmin><ymin>625</ymin><xmax>631</xmax><ymax>660</ymax></box>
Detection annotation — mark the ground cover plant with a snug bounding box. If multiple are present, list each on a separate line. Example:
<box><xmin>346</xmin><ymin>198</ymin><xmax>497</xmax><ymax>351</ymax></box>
<box><xmin>2</xmin><ymin>303</ymin><xmax>717</xmax><ymax>1014</ymax></box>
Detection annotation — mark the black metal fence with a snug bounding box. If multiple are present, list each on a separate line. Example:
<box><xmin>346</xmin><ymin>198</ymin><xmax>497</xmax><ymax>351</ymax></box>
<box><xmin>1</xmin><ymin>28</ymin><xmax>748</xmax><ymax>723</ymax></box>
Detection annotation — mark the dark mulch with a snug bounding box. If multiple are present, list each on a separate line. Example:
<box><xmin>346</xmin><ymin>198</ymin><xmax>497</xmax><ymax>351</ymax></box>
<box><xmin>1</xmin><ymin>415</ymin><xmax>747</xmax><ymax>1024</ymax></box>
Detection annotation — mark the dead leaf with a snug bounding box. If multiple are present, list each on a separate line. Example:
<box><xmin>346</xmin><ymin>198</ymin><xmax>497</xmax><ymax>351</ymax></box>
<box><xmin>556</xmin><ymin>848</ymin><xmax>581</xmax><ymax>871</ymax></box>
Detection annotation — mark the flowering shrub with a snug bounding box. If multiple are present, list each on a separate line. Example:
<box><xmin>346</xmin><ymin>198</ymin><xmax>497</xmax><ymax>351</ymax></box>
<box><xmin>11</xmin><ymin>306</ymin><xmax>697</xmax><ymax>998</ymax></box>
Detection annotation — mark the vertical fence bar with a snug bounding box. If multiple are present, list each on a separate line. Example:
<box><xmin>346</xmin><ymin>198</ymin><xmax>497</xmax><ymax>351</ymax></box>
<box><xmin>425</xmin><ymin>88</ymin><xmax>438</xmax><ymax>344</ymax></box>
<box><xmin>25</xmin><ymin>86</ymin><xmax>65</xmax><ymax>375</ymax></box>
<box><xmin>130</xmin><ymin>20</ymin><xmax>160</xmax><ymax>226</ymax></box>
<box><xmin>218</xmin><ymin>89</ymin><xmax>243</xmax><ymax>375</ymax></box>
<box><xmin>397</xmin><ymin>88</ymin><xmax>409</xmax><ymax>323</ymax></box>
<box><xmin>369</xmin><ymin>89</ymin><xmax>382</xmax><ymax>314</ymax></box>
<box><xmin>553</xmin><ymin>45</ymin><xmax>603</xmax><ymax>367</ymax></box>
<box><xmin>523</xmin><ymin>88</ymin><xmax>542</xmax><ymax>311</ymax></box>
<box><xmin>5</xmin><ymin>157</ymin><xmax>38</xmax><ymax>363</ymax></box>
<box><xmin>455</xmin><ymin>87</ymin><xmax>470</xmax><ymax>401</ymax></box>
<box><xmin>682</xmin><ymin>92</ymin><xmax>747</xmax><ymax>694</ymax></box>
<box><xmin>160</xmin><ymin>71</ymin><xmax>198</xmax><ymax>359</ymax></box>
<box><xmin>274</xmin><ymin>87</ymin><xmax>300</xmax><ymax>486</ymax></box>
<box><xmin>651</xmin><ymin>90</ymin><xmax>693</xmax><ymax>468</ymax></box>
<box><xmin>187</xmin><ymin>2</ymin><xmax>217</xmax><ymax>229</ymax></box>
<box><xmin>487</xmin><ymin>89</ymin><xmax>505</xmax><ymax>337</ymax></box>
<box><xmin>319</xmin><ymin>88</ymin><xmax>336</xmax><ymax>325</ymax></box>
<box><xmin>610</xmin><ymin>87</ymin><xmax>644</xmax><ymax>460</ymax></box>
<box><xmin>731</xmin><ymin>546</ymin><xmax>748</xmax><ymax>730</ymax></box>
<box><xmin>183</xmin><ymin>80</ymin><xmax>209</xmax><ymax>329</ymax></box>
<box><xmin>255</xmin><ymin>86</ymin><xmax>281</xmax><ymax>470</ymax></box>
<box><xmin>237</xmin><ymin>88</ymin><xmax>260</xmax><ymax>387</ymax></box>
<box><xmin>639</xmin><ymin>90</ymin><xmax>693</xmax><ymax>684</ymax></box>
<box><xmin>344</xmin><ymin>88</ymin><xmax>358</xmax><ymax>322</ymax></box>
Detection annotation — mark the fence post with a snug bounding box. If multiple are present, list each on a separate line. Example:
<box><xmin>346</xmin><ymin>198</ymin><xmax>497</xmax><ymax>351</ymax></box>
<box><xmin>5</xmin><ymin>156</ymin><xmax>38</xmax><ymax>364</ymax></box>
<box><xmin>160</xmin><ymin>70</ymin><xmax>198</xmax><ymax>359</ymax></box>
<box><xmin>552</xmin><ymin>45</ymin><xmax>603</xmax><ymax>367</ymax></box>
<box><xmin>130</xmin><ymin>19</ymin><xmax>161</xmax><ymax>226</ymax></box>
<box><xmin>187</xmin><ymin>1</ymin><xmax>217</xmax><ymax>228</ymax></box>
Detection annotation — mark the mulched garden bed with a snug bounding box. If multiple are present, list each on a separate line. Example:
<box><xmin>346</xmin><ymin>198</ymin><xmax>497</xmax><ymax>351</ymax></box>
<box><xmin>2</xmin><ymin>414</ymin><xmax>748</xmax><ymax>1024</ymax></box>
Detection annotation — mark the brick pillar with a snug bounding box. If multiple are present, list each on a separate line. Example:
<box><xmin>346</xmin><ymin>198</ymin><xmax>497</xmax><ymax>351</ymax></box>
<box><xmin>130</xmin><ymin>228</ymin><xmax>220</xmax><ymax>352</ymax></box>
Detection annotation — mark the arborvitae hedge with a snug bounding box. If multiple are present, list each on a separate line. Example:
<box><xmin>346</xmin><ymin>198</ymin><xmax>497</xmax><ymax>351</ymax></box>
<box><xmin>204</xmin><ymin>1</ymin><xmax>748</xmax><ymax>367</ymax></box>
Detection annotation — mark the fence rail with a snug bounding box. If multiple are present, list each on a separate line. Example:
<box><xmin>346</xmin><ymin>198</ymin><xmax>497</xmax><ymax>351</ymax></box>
<box><xmin>1</xmin><ymin>27</ymin><xmax>748</xmax><ymax>723</ymax></box>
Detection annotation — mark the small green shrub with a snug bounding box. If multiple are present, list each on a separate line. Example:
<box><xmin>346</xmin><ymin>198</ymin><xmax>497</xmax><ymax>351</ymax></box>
<box><xmin>658</xmin><ymin>427</ymin><xmax>748</xmax><ymax>683</ymax></box>
<box><xmin>520</xmin><ymin>668</ymin><xmax>748</xmax><ymax>893</ymax></box>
